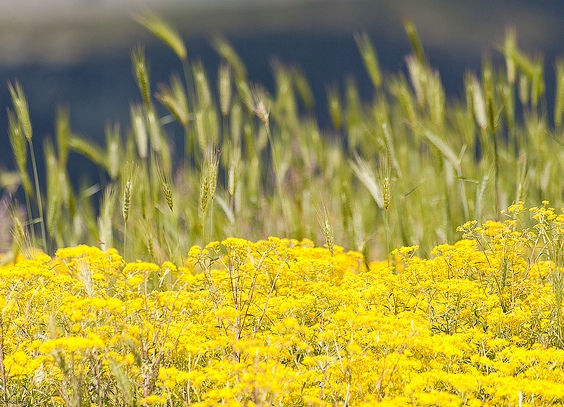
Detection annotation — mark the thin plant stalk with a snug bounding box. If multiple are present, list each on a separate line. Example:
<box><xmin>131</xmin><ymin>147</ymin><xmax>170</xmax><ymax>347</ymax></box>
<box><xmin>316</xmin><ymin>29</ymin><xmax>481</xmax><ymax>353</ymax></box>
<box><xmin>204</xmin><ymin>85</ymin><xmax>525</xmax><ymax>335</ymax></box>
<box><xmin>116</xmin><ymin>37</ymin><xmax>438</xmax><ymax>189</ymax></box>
<box><xmin>28</xmin><ymin>140</ymin><xmax>48</xmax><ymax>252</ymax></box>
<box><xmin>122</xmin><ymin>162</ymin><xmax>136</xmax><ymax>261</ymax></box>
<box><xmin>381</xmin><ymin>156</ymin><xmax>392</xmax><ymax>267</ymax></box>
<box><xmin>9</xmin><ymin>82</ymin><xmax>48</xmax><ymax>252</ymax></box>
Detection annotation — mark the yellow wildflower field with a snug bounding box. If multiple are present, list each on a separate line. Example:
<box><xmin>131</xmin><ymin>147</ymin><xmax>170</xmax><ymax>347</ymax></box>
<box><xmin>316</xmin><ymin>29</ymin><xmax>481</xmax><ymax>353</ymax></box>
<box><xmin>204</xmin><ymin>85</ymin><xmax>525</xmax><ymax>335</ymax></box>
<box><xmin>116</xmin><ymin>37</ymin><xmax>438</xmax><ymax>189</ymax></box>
<box><xmin>2</xmin><ymin>204</ymin><xmax>564</xmax><ymax>406</ymax></box>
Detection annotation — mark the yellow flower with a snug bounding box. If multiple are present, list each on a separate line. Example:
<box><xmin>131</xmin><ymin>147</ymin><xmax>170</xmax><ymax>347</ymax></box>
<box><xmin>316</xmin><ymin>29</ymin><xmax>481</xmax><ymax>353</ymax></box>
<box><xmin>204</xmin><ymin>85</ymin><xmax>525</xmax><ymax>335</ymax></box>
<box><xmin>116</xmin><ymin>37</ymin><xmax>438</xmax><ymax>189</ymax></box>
<box><xmin>139</xmin><ymin>393</ymin><xmax>168</xmax><ymax>405</ymax></box>
<box><xmin>40</xmin><ymin>334</ymin><xmax>105</xmax><ymax>354</ymax></box>
<box><xmin>5</xmin><ymin>208</ymin><xmax>564</xmax><ymax>404</ymax></box>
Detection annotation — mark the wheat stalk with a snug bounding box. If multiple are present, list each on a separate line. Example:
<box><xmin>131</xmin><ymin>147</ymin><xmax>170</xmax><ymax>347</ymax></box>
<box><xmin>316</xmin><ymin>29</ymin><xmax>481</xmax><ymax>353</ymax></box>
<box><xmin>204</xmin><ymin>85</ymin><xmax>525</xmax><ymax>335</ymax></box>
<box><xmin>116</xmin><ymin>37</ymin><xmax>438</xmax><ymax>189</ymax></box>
<box><xmin>9</xmin><ymin>82</ymin><xmax>47</xmax><ymax>252</ymax></box>
<box><xmin>193</xmin><ymin>61</ymin><xmax>212</xmax><ymax>108</ymax></box>
<box><xmin>404</xmin><ymin>20</ymin><xmax>426</xmax><ymax>63</ymax></box>
<box><xmin>156</xmin><ymin>160</ymin><xmax>174</xmax><ymax>212</ymax></box>
<box><xmin>131</xmin><ymin>44</ymin><xmax>151</xmax><ymax>108</ymax></box>
<box><xmin>218</xmin><ymin>62</ymin><xmax>233</xmax><ymax>117</ymax></box>
<box><xmin>317</xmin><ymin>202</ymin><xmax>335</xmax><ymax>256</ymax></box>
<box><xmin>8</xmin><ymin>82</ymin><xmax>32</xmax><ymax>142</ymax></box>
<box><xmin>97</xmin><ymin>186</ymin><xmax>115</xmax><ymax>251</ymax></box>
<box><xmin>130</xmin><ymin>104</ymin><xmax>148</xmax><ymax>160</ymax></box>
<box><xmin>7</xmin><ymin>110</ymin><xmax>32</xmax><ymax>196</ymax></box>
<box><xmin>213</xmin><ymin>36</ymin><xmax>247</xmax><ymax>82</ymax></box>
<box><xmin>354</xmin><ymin>32</ymin><xmax>381</xmax><ymax>89</ymax></box>
<box><xmin>555</xmin><ymin>60</ymin><xmax>564</xmax><ymax>128</ymax></box>
<box><xmin>136</xmin><ymin>12</ymin><xmax>186</xmax><ymax>61</ymax></box>
<box><xmin>122</xmin><ymin>162</ymin><xmax>137</xmax><ymax>260</ymax></box>
<box><xmin>156</xmin><ymin>74</ymin><xmax>189</xmax><ymax>126</ymax></box>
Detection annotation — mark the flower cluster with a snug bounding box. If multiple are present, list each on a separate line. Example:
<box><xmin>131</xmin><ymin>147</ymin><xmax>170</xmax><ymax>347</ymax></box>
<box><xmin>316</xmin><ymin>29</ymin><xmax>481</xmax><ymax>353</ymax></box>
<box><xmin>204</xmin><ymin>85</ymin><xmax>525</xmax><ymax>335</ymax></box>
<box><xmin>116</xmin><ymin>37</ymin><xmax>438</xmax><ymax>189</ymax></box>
<box><xmin>2</xmin><ymin>205</ymin><xmax>564</xmax><ymax>405</ymax></box>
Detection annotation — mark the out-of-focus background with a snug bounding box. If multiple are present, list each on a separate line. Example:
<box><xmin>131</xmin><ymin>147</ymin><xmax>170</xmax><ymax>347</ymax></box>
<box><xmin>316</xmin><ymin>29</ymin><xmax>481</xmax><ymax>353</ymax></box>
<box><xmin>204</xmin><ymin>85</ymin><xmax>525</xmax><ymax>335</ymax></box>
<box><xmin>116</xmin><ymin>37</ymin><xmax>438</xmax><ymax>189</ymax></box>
<box><xmin>1</xmin><ymin>0</ymin><xmax>563</xmax><ymax>169</ymax></box>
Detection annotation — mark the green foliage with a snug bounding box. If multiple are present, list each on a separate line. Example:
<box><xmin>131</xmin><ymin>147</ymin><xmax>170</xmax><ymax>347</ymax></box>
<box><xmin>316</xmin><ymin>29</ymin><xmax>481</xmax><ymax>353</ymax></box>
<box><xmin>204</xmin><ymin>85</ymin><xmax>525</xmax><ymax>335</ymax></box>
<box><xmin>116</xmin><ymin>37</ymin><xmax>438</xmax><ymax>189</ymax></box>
<box><xmin>2</xmin><ymin>18</ymin><xmax>564</xmax><ymax>264</ymax></box>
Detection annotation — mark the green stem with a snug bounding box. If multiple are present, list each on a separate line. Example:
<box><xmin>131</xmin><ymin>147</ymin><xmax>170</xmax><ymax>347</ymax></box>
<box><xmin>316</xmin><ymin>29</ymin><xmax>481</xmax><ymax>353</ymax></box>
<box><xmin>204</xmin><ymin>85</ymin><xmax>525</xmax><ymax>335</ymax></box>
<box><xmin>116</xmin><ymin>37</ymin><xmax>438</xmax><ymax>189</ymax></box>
<box><xmin>385</xmin><ymin>208</ymin><xmax>390</xmax><ymax>268</ymax></box>
<box><xmin>123</xmin><ymin>221</ymin><xmax>128</xmax><ymax>262</ymax></box>
<box><xmin>28</xmin><ymin>140</ymin><xmax>47</xmax><ymax>252</ymax></box>
<box><xmin>209</xmin><ymin>200</ymin><xmax>215</xmax><ymax>244</ymax></box>
<box><xmin>201</xmin><ymin>208</ymin><xmax>207</xmax><ymax>247</ymax></box>
<box><xmin>265</xmin><ymin>126</ymin><xmax>291</xmax><ymax>231</ymax></box>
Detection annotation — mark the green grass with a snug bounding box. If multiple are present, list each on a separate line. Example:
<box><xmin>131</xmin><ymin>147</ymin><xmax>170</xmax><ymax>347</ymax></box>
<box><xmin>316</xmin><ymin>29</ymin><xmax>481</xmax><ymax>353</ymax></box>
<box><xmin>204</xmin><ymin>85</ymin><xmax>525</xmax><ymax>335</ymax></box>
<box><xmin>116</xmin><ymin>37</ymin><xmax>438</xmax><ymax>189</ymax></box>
<box><xmin>2</xmin><ymin>17</ymin><xmax>564</xmax><ymax>264</ymax></box>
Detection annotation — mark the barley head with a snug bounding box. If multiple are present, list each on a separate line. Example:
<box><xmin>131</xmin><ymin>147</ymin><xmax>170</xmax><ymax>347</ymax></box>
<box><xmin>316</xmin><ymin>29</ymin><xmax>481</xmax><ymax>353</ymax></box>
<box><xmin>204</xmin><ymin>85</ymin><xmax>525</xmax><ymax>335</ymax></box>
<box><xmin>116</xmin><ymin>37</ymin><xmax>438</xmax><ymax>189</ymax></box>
<box><xmin>122</xmin><ymin>162</ymin><xmax>136</xmax><ymax>223</ymax></box>
<box><xmin>55</xmin><ymin>107</ymin><xmax>71</xmax><ymax>167</ymax></box>
<box><xmin>147</xmin><ymin>107</ymin><xmax>162</xmax><ymax>153</ymax></box>
<box><xmin>326</xmin><ymin>84</ymin><xmax>341</xmax><ymax>130</ymax></box>
<box><xmin>200</xmin><ymin>175</ymin><xmax>209</xmax><ymax>214</ymax></box>
<box><xmin>518</xmin><ymin>73</ymin><xmax>530</xmax><ymax>105</ymax></box>
<box><xmin>504</xmin><ymin>27</ymin><xmax>517</xmax><ymax>85</ymax></box>
<box><xmin>193</xmin><ymin>61</ymin><xmax>212</xmax><ymax>108</ymax></box>
<box><xmin>382</xmin><ymin>177</ymin><xmax>391</xmax><ymax>211</ymax></box>
<box><xmin>156</xmin><ymin>160</ymin><xmax>174</xmax><ymax>211</ymax></box>
<box><xmin>470</xmin><ymin>74</ymin><xmax>487</xmax><ymax>130</ymax></box>
<box><xmin>208</xmin><ymin>149</ymin><xmax>220</xmax><ymax>201</ymax></box>
<box><xmin>105</xmin><ymin>123</ymin><xmax>121</xmax><ymax>180</ymax></box>
<box><xmin>213</xmin><ymin>36</ymin><xmax>247</xmax><ymax>81</ymax></box>
<box><xmin>354</xmin><ymin>32</ymin><xmax>381</xmax><ymax>88</ymax></box>
<box><xmin>381</xmin><ymin>122</ymin><xmax>402</xmax><ymax>179</ymax></box>
<box><xmin>218</xmin><ymin>62</ymin><xmax>233</xmax><ymax>117</ymax></box>
<box><xmin>405</xmin><ymin>55</ymin><xmax>425</xmax><ymax>106</ymax></box>
<box><xmin>251</xmin><ymin>85</ymin><xmax>270</xmax><ymax>129</ymax></box>
<box><xmin>404</xmin><ymin>20</ymin><xmax>426</xmax><ymax>63</ymax></box>
<box><xmin>228</xmin><ymin>145</ymin><xmax>241</xmax><ymax>198</ymax></box>
<box><xmin>131</xmin><ymin>44</ymin><xmax>151</xmax><ymax>108</ymax></box>
<box><xmin>317</xmin><ymin>202</ymin><xmax>335</xmax><ymax>256</ymax></box>
<box><xmin>123</xmin><ymin>181</ymin><xmax>132</xmax><ymax>223</ymax></box>
<box><xmin>136</xmin><ymin>12</ymin><xmax>187</xmax><ymax>61</ymax></box>
<box><xmin>7</xmin><ymin>110</ymin><xmax>32</xmax><ymax>196</ymax></box>
<box><xmin>131</xmin><ymin>104</ymin><xmax>148</xmax><ymax>159</ymax></box>
<box><xmin>8</xmin><ymin>81</ymin><xmax>33</xmax><ymax>142</ymax></box>
<box><xmin>11</xmin><ymin>207</ymin><xmax>32</xmax><ymax>259</ymax></box>
<box><xmin>293</xmin><ymin>67</ymin><xmax>315</xmax><ymax>109</ymax></box>
<box><xmin>67</xmin><ymin>135</ymin><xmax>107</xmax><ymax>169</ymax></box>
<box><xmin>350</xmin><ymin>153</ymin><xmax>384</xmax><ymax>209</ymax></box>
<box><xmin>146</xmin><ymin>232</ymin><xmax>156</xmax><ymax>263</ymax></box>
<box><xmin>156</xmin><ymin>74</ymin><xmax>189</xmax><ymax>126</ymax></box>
<box><xmin>531</xmin><ymin>57</ymin><xmax>545</xmax><ymax>109</ymax></box>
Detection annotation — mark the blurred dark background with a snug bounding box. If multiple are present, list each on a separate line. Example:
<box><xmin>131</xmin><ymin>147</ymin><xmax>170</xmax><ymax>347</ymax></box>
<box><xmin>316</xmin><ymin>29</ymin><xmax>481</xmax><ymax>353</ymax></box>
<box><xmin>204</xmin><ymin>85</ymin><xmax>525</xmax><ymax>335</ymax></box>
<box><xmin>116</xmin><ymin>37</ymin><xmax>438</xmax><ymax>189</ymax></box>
<box><xmin>1</xmin><ymin>0</ymin><xmax>564</xmax><ymax>176</ymax></box>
